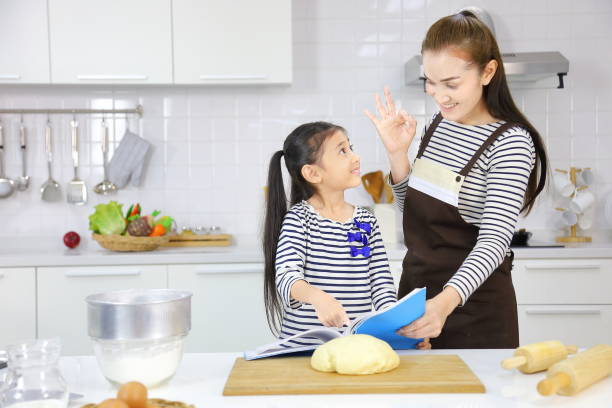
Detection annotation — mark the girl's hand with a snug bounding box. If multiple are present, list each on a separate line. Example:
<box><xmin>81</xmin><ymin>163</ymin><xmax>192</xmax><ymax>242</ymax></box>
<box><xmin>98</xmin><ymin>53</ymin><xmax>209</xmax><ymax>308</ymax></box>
<box><xmin>311</xmin><ymin>291</ymin><xmax>350</xmax><ymax>328</ymax></box>
<box><xmin>364</xmin><ymin>87</ymin><xmax>417</xmax><ymax>157</ymax></box>
<box><xmin>416</xmin><ymin>338</ymin><xmax>431</xmax><ymax>350</ymax></box>
<box><xmin>396</xmin><ymin>287</ymin><xmax>461</xmax><ymax>339</ymax></box>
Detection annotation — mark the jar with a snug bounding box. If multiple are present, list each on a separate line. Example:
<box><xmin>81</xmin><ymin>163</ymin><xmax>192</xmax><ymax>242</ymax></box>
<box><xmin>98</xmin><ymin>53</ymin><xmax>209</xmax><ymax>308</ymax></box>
<box><xmin>0</xmin><ymin>338</ymin><xmax>68</xmax><ymax>408</ymax></box>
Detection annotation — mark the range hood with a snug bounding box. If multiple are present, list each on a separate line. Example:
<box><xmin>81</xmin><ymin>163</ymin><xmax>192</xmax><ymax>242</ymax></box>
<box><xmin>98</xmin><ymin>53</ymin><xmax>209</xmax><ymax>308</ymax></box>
<box><xmin>405</xmin><ymin>7</ymin><xmax>569</xmax><ymax>90</ymax></box>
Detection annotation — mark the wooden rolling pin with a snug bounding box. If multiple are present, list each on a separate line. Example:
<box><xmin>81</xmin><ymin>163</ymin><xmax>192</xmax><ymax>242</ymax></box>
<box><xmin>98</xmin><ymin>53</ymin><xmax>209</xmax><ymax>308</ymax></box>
<box><xmin>501</xmin><ymin>340</ymin><xmax>578</xmax><ymax>374</ymax></box>
<box><xmin>537</xmin><ymin>344</ymin><xmax>612</xmax><ymax>396</ymax></box>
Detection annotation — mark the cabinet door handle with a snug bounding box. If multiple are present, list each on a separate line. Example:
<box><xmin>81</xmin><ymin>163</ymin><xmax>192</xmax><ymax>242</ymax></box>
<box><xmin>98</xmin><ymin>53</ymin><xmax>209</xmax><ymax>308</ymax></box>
<box><xmin>525</xmin><ymin>264</ymin><xmax>601</xmax><ymax>271</ymax></box>
<box><xmin>525</xmin><ymin>309</ymin><xmax>602</xmax><ymax>316</ymax></box>
<box><xmin>195</xmin><ymin>264</ymin><xmax>263</xmax><ymax>274</ymax></box>
<box><xmin>64</xmin><ymin>270</ymin><xmax>141</xmax><ymax>277</ymax></box>
<box><xmin>77</xmin><ymin>75</ymin><xmax>148</xmax><ymax>81</ymax></box>
<box><xmin>0</xmin><ymin>74</ymin><xmax>21</xmax><ymax>80</ymax></box>
<box><xmin>199</xmin><ymin>74</ymin><xmax>268</xmax><ymax>81</ymax></box>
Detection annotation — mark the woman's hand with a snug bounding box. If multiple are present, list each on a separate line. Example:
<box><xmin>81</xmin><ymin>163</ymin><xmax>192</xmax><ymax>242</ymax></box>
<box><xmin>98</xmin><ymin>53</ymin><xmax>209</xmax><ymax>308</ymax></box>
<box><xmin>396</xmin><ymin>287</ymin><xmax>461</xmax><ymax>339</ymax></box>
<box><xmin>364</xmin><ymin>87</ymin><xmax>417</xmax><ymax>158</ymax></box>
<box><xmin>311</xmin><ymin>291</ymin><xmax>350</xmax><ymax>328</ymax></box>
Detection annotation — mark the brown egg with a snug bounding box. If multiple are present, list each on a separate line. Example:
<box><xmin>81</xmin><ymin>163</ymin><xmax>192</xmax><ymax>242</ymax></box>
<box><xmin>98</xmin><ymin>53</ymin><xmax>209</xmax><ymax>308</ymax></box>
<box><xmin>98</xmin><ymin>399</ymin><xmax>130</xmax><ymax>408</ymax></box>
<box><xmin>117</xmin><ymin>381</ymin><xmax>148</xmax><ymax>408</ymax></box>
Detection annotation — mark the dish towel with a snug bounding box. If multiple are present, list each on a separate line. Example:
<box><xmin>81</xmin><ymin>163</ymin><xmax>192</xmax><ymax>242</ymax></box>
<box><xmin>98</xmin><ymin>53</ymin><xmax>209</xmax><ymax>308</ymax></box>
<box><xmin>107</xmin><ymin>129</ymin><xmax>152</xmax><ymax>188</ymax></box>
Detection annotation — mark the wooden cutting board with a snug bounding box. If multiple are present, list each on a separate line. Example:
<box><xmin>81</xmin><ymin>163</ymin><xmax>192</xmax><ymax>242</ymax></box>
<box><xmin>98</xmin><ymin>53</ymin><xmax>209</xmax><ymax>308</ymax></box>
<box><xmin>161</xmin><ymin>233</ymin><xmax>232</xmax><ymax>247</ymax></box>
<box><xmin>223</xmin><ymin>355</ymin><xmax>485</xmax><ymax>395</ymax></box>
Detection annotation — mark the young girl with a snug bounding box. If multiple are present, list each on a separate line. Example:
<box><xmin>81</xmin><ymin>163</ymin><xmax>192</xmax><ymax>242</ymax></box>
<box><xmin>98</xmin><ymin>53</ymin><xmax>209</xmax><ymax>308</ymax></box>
<box><xmin>366</xmin><ymin>10</ymin><xmax>548</xmax><ymax>348</ymax></box>
<box><xmin>263</xmin><ymin>122</ymin><xmax>427</xmax><ymax>348</ymax></box>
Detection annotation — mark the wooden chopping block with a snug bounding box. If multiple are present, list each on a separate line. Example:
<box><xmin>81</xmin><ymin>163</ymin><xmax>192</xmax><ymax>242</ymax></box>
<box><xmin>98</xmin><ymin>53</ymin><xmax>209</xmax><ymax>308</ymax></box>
<box><xmin>537</xmin><ymin>344</ymin><xmax>612</xmax><ymax>396</ymax></box>
<box><xmin>501</xmin><ymin>340</ymin><xmax>578</xmax><ymax>374</ymax></box>
<box><xmin>223</xmin><ymin>355</ymin><xmax>485</xmax><ymax>395</ymax></box>
<box><xmin>161</xmin><ymin>232</ymin><xmax>232</xmax><ymax>247</ymax></box>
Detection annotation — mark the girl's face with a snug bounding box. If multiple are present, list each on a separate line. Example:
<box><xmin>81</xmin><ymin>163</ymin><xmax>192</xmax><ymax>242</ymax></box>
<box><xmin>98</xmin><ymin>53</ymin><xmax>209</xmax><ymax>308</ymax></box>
<box><xmin>311</xmin><ymin>130</ymin><xmax>361</xmax><ymax>191</ymax></box>
<box><xmin>422</xmin><ymin>48</ymin><xmax>497</xmax><ymax>125</ymax></box>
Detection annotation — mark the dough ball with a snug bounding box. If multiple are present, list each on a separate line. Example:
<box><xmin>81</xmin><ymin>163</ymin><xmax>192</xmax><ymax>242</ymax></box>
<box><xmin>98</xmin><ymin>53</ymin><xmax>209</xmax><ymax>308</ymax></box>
<box><xmin>310</xmin><ymin>334</ymin><xmax>400</xmax><ymax>375</ymax></box>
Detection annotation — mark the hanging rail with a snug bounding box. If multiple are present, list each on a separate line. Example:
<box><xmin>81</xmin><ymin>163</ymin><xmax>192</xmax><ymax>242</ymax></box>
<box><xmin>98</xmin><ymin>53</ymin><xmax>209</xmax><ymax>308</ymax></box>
<box><xmin>0</xmin><ymin>104</ymin><xmax>143</xmax><ymax>117</ymax></box>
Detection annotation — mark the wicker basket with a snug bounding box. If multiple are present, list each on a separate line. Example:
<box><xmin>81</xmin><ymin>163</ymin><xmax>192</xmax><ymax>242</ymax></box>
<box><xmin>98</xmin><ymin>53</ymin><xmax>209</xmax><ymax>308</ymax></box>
<box><xmin>92</xmin><ymin>233</ymin><xmax>170</xmax><ymax>252</ymax></box>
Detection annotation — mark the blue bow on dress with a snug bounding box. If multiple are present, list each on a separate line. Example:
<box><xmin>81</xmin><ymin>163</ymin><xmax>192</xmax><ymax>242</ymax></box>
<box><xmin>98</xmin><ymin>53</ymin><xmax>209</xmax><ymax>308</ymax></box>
<box><xmin>350</xmin><ymin>246</ymin><xmax>371</xmax><ymax>258</ymax></box>
<box><xmin>353</xmin><ymin>219</ymin><xmax>371</xmax><ymax>234</ymax></box>
<box><xmin>347</xmin><ymin>231</ymin><xmax>368</xmax><ymax>245</ymax></box>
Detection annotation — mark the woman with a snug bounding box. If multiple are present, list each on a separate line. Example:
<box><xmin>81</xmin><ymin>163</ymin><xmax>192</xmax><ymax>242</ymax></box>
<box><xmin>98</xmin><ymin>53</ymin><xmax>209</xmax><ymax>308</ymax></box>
<box><xmin>365</xmin><ymin>10</ymin><xmax>547</xmax><ymax>348</ymax></box>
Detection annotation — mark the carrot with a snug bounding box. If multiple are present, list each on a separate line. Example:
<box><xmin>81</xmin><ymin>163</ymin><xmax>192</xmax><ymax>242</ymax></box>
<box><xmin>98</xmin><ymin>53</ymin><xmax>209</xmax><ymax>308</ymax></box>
<box><xmin>149</xmin><ymin>224</ymin><xmax>166</xmax><ymax>237</ymax></box>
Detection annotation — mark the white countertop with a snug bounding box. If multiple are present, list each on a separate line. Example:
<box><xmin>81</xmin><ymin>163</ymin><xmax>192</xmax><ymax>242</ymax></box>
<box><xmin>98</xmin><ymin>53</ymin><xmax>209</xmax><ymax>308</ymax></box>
<box><xmin>65</xmin><ymin>350</ymin><xmax>612</xmax><ymax>408</ymax></box>
<box><xmin>1</xmin><ymin>236</ymin><xmax>612</xmax><ymax>267</ymax></box>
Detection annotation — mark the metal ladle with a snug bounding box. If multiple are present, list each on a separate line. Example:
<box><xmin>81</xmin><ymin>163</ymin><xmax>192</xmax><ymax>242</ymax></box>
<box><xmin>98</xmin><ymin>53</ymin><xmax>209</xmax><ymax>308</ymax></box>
<box><xmin>0</xmin><ymin>122</ymin><xmax>15</xmax><ymax>198</ymax></box>
<box><xmin>16</xmin><ymin>118</ymin><xmax>30</xmax><ymax>191</ymax></box>
<box><xmin>40</xmin><ymin>119</ymin><xmax>62</xmax><ymax>202</ymax></box>
<box><xmin>94</xmin><ymin>118</ymin><xmax>117</xmax><ymax>195</ymax></box>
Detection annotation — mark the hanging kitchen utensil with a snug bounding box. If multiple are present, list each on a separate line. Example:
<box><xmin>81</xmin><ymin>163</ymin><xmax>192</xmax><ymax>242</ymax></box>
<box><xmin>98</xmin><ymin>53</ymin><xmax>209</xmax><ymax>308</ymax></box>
<box><xmin>66</xmin><ymin>118</ymin><xmax>87</xmax><ymax>205</ymax></box>
<box><xmin>16</xmin><ymin>118</ymin><xmax>30</xmax><ymax>191</ymax></box>
<box><xmin>94</xmin><ymin>118</ymin><xmax>117</xmax><ymax>195</ymax></box>
<box><xmin>0</xmin><ymin>122</ymin><xmax>15</xmax><ymax>198</ymax></box>
<box><xmin>40</xmin><ymin>119</ymin><xmax>62</xmax><ymax>202</ymax></box>
<box><xmin>362</xmin><ymin>171</ymin><xmax>384</xmax><ymax>204</ymax></box>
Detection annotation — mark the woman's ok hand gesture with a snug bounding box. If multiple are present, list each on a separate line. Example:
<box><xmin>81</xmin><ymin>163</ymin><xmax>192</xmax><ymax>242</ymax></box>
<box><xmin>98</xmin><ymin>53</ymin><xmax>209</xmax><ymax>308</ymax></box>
<box><xmin>364</xmin><ymin>87</ymin><xmax>417</xmax><ymax>157</ymax></box>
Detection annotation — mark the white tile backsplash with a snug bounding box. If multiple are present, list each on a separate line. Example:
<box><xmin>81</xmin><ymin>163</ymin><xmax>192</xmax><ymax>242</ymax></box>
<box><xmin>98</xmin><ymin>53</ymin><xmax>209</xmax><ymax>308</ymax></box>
<box><xmin>0</xmin><ymin>0</ymin><xmax>611</xmax><ymax>242</ymax></box>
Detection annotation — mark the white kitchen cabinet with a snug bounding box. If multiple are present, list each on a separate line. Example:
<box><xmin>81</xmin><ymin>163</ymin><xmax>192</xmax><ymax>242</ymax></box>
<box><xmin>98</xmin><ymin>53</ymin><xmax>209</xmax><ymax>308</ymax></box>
<box><xmin>37</xmin><ymin>265</ymin><xmax>167</xmax><ymax>355</ymax></box>
<box><xmin>48</xmin><ymin>0</ymin><xmax>173</xmax><ymax>84</ymax></box>
<box><xmin>512</xmin><ymin>258</ymin><xmax>612</xmax><ymax>346</ymax></box>
<box><xmin>172</xmin><ymin>0</ymin><xmax>292</xmax><ymax>84</ymax></box>
<box><xmin>0</xmin><ymin>268</ymin><xmax>36</xmax><ymax>347</ymax></box>
<box><xmin>0</xmin><ymin>0</ymin><xmax>50</xmax><ymax>83</ymax></box>
<box><xmin>518</xmin><ymin>305</ymin><xmax>612</xmax><ymax>347</ymax></box>
<box><xmin>168</xmin><ymin>263</ymin><xmax>275</xmax><ymax>353</ymax></box>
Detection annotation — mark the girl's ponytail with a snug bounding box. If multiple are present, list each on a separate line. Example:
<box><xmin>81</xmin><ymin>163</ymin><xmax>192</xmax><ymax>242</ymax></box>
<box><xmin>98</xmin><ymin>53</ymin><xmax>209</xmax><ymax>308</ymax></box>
<box><xmin>263</xmin><ymin>150</ymin><xmax>287</xmax><ymax>335</ymax></box>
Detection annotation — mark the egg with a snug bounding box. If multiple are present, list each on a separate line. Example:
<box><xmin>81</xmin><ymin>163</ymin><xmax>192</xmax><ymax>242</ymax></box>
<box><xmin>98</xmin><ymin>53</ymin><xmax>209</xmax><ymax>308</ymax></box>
<box><xmin>98</xmin><ymin>399</ymin><xmax>130</xmax><ymax>408</ymax></box>
<box><xmin>117</xmin><ymin>381</ymin><xmax>148</xmax><ymax>408</ymax></box>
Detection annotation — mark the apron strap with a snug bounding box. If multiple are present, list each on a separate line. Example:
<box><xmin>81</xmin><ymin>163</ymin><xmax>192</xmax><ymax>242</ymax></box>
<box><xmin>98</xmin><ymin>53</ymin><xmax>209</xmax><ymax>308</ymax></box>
<box><xmin>458</xmin><ymin>122</ymin><xmax>517</xmax><ymax>176</ymax></box>
<box><xmin>416</xmin><ymin>112</ymin><xmax>444</xmax><ymax>158</ymax></box>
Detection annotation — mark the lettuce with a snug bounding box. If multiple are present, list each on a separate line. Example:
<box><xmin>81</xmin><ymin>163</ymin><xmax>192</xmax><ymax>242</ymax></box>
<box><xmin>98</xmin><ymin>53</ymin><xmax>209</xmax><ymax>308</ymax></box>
<box><xmin>89</xmin><ymin>201</ymin><xmax>127</xmax><ymax>235</ymax></box>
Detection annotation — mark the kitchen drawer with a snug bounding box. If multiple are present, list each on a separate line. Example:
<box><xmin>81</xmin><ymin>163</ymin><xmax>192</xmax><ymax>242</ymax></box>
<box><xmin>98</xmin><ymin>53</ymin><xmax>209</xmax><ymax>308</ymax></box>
<box><xmin>512</xmin><ymin>259</ymin><xmax>612</xmax><ymax>304</ymax></box>
<box><xmin>168</xmin><ymin>263</ymin><xmax>275</xmax><ymax>352</ymax></box>
<box><xmin>37</xmin><ymin>265</ymin><xmax>167</xmax><ymax>355</ymax></box>
<box><xmin>0</xmin><ymin>268</ymin><xmax>36</xmax><ymax>347</ymax></box>
<box><xmin>518</xmin><ymin>305</ymin><xmax>612</xmax><ymax>347</ymax></box>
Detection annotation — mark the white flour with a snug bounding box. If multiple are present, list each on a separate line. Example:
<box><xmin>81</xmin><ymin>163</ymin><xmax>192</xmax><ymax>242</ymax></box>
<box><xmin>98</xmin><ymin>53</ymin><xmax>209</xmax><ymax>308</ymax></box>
<box><xmin>94</xmin><ymin>340</ymin><xmax>183</xmax><ymax>387</ymax></box>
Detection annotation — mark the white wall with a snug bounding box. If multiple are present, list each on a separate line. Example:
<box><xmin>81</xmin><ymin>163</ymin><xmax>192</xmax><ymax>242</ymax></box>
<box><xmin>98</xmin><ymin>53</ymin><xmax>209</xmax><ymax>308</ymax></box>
<box><xmin>0</xmin><ymin>0</ymin><xmax>611</xmax><ymax>243</ymax></box>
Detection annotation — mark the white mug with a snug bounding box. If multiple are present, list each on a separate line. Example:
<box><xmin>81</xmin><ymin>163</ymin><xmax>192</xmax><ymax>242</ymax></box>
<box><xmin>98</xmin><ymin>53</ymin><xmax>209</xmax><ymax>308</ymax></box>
<box><xmin>570</xmin><ymin>190</ymin><xmax>595</xmax><ymax>214</ymax></box>
<box><xmin>577</xmin><ymin>168</ymin><xmax>594</xmax><ymax>187</ymax></box>
<box><xmin>553</xmin><ymin>172</ymin><xmax>574</xmax><ymax>197</ymax></box>
<box><xmin>553</xmin><ymin>209</ymin><xmax>577</xmax><ymax>228</ymax></box>
<box><xmin>577</xmin><ymin>210</ymin><xmax>594</xmax><ymax>230</ymax></box>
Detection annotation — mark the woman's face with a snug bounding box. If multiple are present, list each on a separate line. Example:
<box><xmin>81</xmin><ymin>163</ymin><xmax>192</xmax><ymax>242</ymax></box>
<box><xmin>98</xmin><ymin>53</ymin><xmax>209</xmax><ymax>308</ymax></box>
<box><xmin>422</xmin><ymin>48</ymin><xmax>496</xmax><ymax>125</ymax></box>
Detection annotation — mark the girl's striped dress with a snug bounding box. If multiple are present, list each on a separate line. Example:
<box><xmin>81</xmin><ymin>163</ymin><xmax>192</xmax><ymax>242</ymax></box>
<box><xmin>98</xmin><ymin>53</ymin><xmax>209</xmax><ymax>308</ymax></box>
<box><xmin>275</xmin><ymin>200</ymin><xmax>397</xmax><ymax>346</ymax></box>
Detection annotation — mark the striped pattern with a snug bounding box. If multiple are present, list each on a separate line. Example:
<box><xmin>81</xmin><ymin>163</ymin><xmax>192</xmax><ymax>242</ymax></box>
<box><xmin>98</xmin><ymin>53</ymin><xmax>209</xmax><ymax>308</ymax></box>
<box><xmin>392</xmin><ymin>115</ymin><xmax>536</xmax><ymax>305</ymax></box>
<box><xmin>275</xmin><ymin>201</ymin><xmax>397</xmax><ymax>346</ymax></box>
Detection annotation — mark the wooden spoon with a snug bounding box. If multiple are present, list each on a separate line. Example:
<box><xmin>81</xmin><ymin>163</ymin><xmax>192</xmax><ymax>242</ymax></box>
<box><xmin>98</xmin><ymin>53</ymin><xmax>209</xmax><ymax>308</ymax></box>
<box><xmin>361</xmin><ymin>171</ymin><xmax>384</xmax><ymax>204</ymax></box>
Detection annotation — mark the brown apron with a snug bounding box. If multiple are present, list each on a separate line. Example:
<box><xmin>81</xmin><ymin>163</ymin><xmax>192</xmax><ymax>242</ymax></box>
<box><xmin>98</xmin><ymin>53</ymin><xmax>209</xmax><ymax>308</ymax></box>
<box><xmin>398</xmin><ymin>113</ymin><xmax>519</xmax><ymax>349</ymax></box>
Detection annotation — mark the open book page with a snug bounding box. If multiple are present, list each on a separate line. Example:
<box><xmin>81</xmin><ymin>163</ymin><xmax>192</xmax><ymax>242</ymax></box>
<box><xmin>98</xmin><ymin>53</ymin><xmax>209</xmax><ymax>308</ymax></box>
<box><xmin>350</xmin><ymin>287</ymin><xmax>426</xmax><ymax>349</ymax></box>
<box><xmin>244</xmin><ymin>287</ymin><xmax>426</xmax><ymax>359</ymax></box>
<box><xmin>244</xmin><ymin>328</ymin><xmax>342</xmax><ymax>360</ymax></box>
